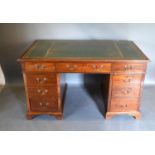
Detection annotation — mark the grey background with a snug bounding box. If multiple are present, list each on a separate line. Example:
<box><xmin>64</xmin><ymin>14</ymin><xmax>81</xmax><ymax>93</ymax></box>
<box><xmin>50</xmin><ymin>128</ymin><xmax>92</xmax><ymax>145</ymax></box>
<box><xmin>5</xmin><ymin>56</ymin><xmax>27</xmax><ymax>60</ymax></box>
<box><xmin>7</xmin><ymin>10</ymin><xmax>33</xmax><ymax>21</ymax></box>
<box><xmin>0</xmin><ymin>23</ymin><xmax>154</xmax><ymax>85</ymax></box>
<box><xmin>0</xmin><ymin>23</ymin><xmax>155</xmax><ymax>130</ymax></box>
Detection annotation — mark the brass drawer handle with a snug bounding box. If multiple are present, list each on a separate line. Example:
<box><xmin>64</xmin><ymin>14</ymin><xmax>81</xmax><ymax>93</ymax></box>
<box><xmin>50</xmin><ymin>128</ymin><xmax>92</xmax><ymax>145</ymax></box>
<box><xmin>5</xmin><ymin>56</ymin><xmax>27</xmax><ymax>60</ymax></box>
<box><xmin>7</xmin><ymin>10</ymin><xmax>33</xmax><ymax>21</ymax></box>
<box><xmin>116</xmin><ymin>104</ymin><xmax>128</xmax><ymax>108</ymax></box>
<box><xmin>123</xmin><ymin>77</ymin><xmax>132</xmax><ymax>83</ymax></box>
<box><xmin>66</xmin><ymin>65</ymin><xmax>77</xmax><ymax>70</ymax></box>
<box><xmin>35</xmin><ymin>64</ymin><xmax>46</xmax><ymax>70</ymax></box>
<box><xmin>36</xmin><ymin>77</ymin><xmax>47</xmax><ymax>83</ymax></box>
<box><xmin>37</xmin><ymin>89</ymin><xmax>48</xmax><ymax>95</ymax></box>
<box><xmin>39</xmin><ymin>102</ymin><xmax>49</xmax><ymax>107</ymax></box>
<box><xmin>124</xmin><ymin>65</ymin><xmax>133</xmax><ymax>71</ymax></box>
<box><xmin>93</xmin><ymin>64</ymin><xmax>97</xmax><ymax>69</ymax></box>
<box><xmin>92</xmin><ymin>64</ymin><xmax>104</xmax><ymax>69</ymax></box>
<box><xmin>121</xmin><ymin>88</ymin><xmax>132</xmax><ymax>95</ymax></box>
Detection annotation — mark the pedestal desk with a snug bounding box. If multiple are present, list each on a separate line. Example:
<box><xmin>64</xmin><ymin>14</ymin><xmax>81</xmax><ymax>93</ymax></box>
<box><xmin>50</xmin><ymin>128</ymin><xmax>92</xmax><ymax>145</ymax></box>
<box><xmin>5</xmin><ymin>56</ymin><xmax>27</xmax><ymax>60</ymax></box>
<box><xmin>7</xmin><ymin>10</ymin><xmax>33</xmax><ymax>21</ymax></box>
<box><xmin>18</xmin><ymin>40</ymin><xmax>149</xmax><ymax>120</ymax></box>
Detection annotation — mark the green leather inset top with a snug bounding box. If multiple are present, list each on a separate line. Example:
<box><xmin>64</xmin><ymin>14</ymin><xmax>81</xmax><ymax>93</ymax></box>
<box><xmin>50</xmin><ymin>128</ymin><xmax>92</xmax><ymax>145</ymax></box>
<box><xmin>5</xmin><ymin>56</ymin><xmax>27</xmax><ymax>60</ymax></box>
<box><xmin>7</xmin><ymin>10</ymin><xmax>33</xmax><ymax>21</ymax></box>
<box><xmin>23</xmin><ymin>40</ymin><xmax>149</xmax><ymax>60</ymax></box>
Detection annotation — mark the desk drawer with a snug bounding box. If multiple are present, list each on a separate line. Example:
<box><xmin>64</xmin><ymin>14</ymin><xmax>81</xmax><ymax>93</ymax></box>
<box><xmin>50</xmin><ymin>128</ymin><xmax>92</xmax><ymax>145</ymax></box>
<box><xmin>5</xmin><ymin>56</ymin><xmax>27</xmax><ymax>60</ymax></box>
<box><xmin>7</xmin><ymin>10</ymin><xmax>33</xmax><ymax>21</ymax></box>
<box><xmin>26</xmin><ymin>74</ymin><xmax>57</xmax><ymax>86</ymax></box>
<box><xmin>56</xmin><ymin>63</ymin><xmax>111</xmax><ymax>73</ymax></box>
<box><xmin>25</xmin><ymin>62</ymin><xmax>55</xmax><ymax>72</ymax></box>
<box><xmin>28</xmin><ymin>86</ymin><xmax>57</xmax><ymax>97</ymax></box>
<box><xmin>84</xmin><ymin>63</ymin><xmax>111</xmax><ymax>73</ymax></box>
<box><xmin>30</xmin><ymin>97</ymin><xmax>58</xmax><ymax>112</ymax></box>
<box><xmin>112</xmin><ymin>63</ymin><xmax>146</xmax><ymax>73</ymax></box>
<box><xmin>111</xmin><ymin>85</ymin><xmax>141</xmax><ymax>98</ymax></box>
<box><xmin>56</xmin><ymin>63</ymin><xmax>84</xmax><ymax>72</ymax></box>
<box><xmin>112</xmin><ymin>74</ymin><xmax>143</xmax><ymax>85</ymax></box>
<box><xmin>110</xmin><ymin>98</ymin><xmax>139</xmax><ymax>112</ymax></box>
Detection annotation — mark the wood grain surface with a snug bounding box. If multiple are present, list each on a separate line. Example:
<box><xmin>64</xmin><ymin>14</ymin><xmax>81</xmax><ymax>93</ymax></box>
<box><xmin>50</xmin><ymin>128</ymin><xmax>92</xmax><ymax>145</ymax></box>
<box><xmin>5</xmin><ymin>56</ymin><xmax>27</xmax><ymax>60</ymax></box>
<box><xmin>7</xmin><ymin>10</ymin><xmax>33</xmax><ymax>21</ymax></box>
<box><xmin>18</xmin><ymin>40</ymin><xmax>149</xmax><ymax>120</ymax></box>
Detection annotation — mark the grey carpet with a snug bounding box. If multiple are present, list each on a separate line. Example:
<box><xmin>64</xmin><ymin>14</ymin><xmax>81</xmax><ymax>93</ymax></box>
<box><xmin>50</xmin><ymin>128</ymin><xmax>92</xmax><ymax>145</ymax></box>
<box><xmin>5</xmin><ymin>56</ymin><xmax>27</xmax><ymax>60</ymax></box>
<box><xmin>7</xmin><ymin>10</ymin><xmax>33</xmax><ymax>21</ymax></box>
<box><xmin>0</xmin><ymin>84</ymin><xmax>154</xmax><ymax>131</ymax></box>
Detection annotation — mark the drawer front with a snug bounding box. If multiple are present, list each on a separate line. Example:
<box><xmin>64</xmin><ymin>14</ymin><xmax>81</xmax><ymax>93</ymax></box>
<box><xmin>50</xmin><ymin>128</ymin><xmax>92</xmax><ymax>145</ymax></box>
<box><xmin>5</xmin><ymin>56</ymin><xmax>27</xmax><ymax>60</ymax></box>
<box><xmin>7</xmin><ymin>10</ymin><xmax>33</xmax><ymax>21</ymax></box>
<box><xmin>25</xmin><ymin>62</ymin><xmax>55</xmax><ymax>72</ymax></box>
<box><xmin>111</xmin><ymin>85</ymin><xmax>141</xmax><ymax>98</ymax></box>
<box><xmin>56</xmin><ymin>63</ymin><xmax>84</xmax><ymax>72</ymax></box>
<box><xmin>112</xmin><ymin>63</ymin><xmax>146</xmax><ymax>73</ymax></box>
<box><xmin>110</xmin><ymin>99</ymin><xmax>139</xmax><ymax>112</ymax></box>
<box><xmin>26</xmin><ymin>74</ymin><xmax>57</xmax><ymax>86</ymax></box>
<box><xmin>30</xmin><ymin>97</ymin><xmax>58</xmax><ymax>112</ymax></box>
<box><xmin>28</xmin><ymin>86</ymin><xmax>58</xmax><ymax>97</ymax></box>
<box><xmin>56</xmin><ymin>63</ymin><xmax>111</xmax><ymax>73</ymax></box>
<box><xmin>84</xmin><ymin>63</ymin><xmax>111</xmax><ymax>73</ymax></box>
<box><xmin>112</xmin><ymin>74</ymin><xmax>143</xmax><ymax>86</ymax></box>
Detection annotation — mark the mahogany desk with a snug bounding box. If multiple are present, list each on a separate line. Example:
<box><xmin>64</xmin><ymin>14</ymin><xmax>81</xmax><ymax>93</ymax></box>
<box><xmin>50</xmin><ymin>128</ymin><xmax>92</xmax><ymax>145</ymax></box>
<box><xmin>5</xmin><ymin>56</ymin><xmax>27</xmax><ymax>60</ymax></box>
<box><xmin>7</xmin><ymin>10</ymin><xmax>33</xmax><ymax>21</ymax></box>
<box><xmin>18</xmin><ymin>40</ymin><xmax>149</xmax><ymax>120</ymax></box>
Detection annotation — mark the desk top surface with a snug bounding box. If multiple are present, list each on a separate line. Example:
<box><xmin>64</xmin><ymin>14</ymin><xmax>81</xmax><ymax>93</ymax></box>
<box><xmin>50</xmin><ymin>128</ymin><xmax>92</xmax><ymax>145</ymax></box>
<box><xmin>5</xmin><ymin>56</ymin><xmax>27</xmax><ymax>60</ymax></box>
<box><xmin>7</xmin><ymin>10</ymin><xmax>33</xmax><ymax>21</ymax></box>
<box><xmin>21</xmin><ymin>40</ymin><xmax>149</xmax><ymax>61</ymax></box>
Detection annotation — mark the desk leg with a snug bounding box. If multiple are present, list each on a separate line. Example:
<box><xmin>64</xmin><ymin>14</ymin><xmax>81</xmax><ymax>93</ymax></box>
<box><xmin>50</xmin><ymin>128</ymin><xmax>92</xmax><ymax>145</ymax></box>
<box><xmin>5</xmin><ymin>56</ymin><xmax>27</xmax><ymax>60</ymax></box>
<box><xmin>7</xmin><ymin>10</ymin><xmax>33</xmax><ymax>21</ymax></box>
<box><xmin>26</xmin><ymin>113</ymin><xmax>33</xmax><ymax>120</ymax></box>
<box><xmin>105</xmin><ymin>112</ymin><xmax>113</xmax><ymax>120</ymax></box>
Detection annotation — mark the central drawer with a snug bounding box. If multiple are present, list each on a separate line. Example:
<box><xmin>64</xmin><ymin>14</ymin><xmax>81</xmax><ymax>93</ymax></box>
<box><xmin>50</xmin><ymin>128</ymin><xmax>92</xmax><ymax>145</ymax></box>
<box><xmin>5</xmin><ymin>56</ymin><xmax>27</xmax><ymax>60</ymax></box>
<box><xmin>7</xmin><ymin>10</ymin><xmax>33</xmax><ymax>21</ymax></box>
<box><xmin>56</xmin><ymin>63</ymin><xmax>111</xmax><ymax>73</ymax></box>
<box><xmin>56</xmin><ymin>63</ymin><xmax>84</xmax><ymax>72</ymax></box>
<box><xmin>84</xmin><ymin>63</ymin><xmax>111</xmax><ymax>73</ymax></box>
